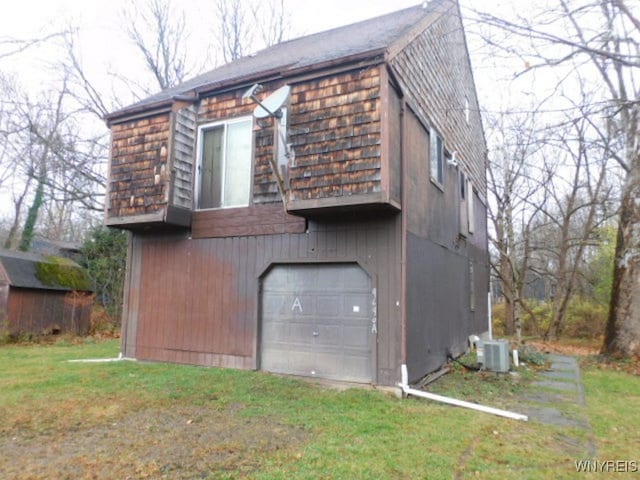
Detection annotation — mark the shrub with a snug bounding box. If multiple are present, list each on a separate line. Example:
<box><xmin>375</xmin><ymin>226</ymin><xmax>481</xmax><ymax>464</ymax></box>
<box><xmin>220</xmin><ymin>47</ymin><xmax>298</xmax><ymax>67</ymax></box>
<box><xmin>563</xmin><ymin>297</ymin><xmax>607</xmax><ymax>339</ymax></box>
<box><xmin>491</xmin><ymin>297</ymin><xmax>607</xmax><ymax>340</ymax></box>
<box><xmin>89</xmin><ymin>305</ymin><xmax>121</xmax><ymax>338</ymax></box>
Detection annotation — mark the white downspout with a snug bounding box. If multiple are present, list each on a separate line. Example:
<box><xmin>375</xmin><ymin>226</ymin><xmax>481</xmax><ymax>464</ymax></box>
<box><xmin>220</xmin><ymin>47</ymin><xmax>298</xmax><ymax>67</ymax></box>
<box><xmin>399</xmin><ymin>364</ymin><xmax>528</xmax><ymax>422</ymax></box>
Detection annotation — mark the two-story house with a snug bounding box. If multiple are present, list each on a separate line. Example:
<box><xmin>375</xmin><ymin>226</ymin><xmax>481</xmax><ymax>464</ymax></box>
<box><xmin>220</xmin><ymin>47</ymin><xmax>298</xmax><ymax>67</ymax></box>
<box><xmin>104</xmin><ymin>0</ymin><xmax>489</xmax><ymax>387</ymax></box>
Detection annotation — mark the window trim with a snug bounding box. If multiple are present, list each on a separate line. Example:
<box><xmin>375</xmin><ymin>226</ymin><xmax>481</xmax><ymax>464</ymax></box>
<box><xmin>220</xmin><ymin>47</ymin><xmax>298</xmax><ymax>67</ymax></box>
<box><xmin>195</xmin><ymin>115</ymin><xmax>254</xmax><ymax>211</ymax></box>
<box><xmin>467</xmin><ymin>178</ymin><xmax>475</xmax><ymax>234</ymax></box>
<box><xmin>429</xmin><ymin>127</ymin><xmax>444</xmax><ymax>189</ymax></box>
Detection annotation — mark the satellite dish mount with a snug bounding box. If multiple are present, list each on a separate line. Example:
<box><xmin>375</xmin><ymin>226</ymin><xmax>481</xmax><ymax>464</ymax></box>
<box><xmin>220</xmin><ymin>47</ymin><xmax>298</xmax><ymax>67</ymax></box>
<box><xmin>244</xmin><ymin>84</ymin><xmax>293</xmax><ymax>206</ymax></box>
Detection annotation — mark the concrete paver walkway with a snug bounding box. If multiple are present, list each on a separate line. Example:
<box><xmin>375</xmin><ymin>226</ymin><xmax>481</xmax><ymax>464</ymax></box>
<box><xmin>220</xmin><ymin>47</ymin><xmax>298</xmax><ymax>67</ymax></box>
<box><xmin>519</xmin><ymin>354</ymin><xmax>595</xmax><ymax>454</ymax></box>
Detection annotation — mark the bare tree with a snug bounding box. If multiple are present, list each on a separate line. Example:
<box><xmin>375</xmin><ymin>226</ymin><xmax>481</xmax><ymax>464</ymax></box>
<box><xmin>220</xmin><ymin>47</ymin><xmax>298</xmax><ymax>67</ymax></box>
<box><xmin>122</xmin><ymin>0</ymin><xmax>190</xmax><ymax>91</ymax></box>
<box><xmin>250</xmin><ymin>0</ymin><xmax>291</xmax><ymax>48</ymax></box>
<box><xmin>468</xmin><ymin>0</ymin><xmax>640</xmax><ymax>356</ymax></box>
<box><xmin>216</xmin><ymin>0</ymin><xmax>254</xmax><ymax>63</ymax></box>
<box><xmin>215</xmin><ymin>0</ymin><xmax>291</xmax><ymax>63</ymax></box>
<box><xmin>0</xmin><ymin>32</ymin><xmax>66</xmax><ymax>60</ymax></box>
<box><xmin>486</xmin><ymin>109</ymin><xmax>550</xmax><ymax>342</ymax></box>
<box><xmin>540</xmin><ymin>116</ymin><xmax>613</xmax><ymax>339</ymax></box>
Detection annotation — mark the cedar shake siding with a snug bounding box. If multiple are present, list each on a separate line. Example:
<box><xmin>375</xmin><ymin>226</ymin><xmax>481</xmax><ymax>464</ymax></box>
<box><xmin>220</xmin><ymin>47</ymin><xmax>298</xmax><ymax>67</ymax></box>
<box><xmin>106</xmin><ymin>66</ymin><xmax>389</xmax><ymax>226</ymax></box>
<box><xmin>107</xmin><ymin>114</ymin><xmax>173</xmax><ymax>222</ymax></box>
<box><xmin>388</xmin><ymin>0</ymin><xmax>487</xmax><ymax>198</ymax></box>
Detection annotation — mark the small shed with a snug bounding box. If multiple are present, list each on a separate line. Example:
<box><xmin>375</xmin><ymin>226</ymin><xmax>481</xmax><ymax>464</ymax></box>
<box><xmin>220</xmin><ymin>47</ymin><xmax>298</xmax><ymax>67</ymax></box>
<box><xmin>0</xmin><ymin>249</ymin><xmax>93</xmax><ymax>338</ymax></box>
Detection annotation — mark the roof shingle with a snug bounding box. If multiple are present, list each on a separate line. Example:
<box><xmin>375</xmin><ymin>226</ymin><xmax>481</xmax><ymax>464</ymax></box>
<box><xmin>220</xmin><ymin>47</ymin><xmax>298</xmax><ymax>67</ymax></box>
<box><xmin>107</xmin><ymin>3</ymin><xmax>433</xmax><ymax>119</ymax></box>
<box><xmin>0</xmin><ymin>249</ymin><xmax>92</xmax><ymax>292</ymax></box>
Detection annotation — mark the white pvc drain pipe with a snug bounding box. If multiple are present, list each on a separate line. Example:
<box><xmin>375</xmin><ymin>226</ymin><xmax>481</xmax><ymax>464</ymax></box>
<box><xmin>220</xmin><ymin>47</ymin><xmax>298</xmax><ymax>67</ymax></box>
<box><xmin>67</xmin><ymin>352</ymin><xmax>136</xmax><ymax>363</ymax></box>
<box><xmin>399</xmin><ymin>364</ymin><xmax>528</xmax><ymax>422</ymax></box>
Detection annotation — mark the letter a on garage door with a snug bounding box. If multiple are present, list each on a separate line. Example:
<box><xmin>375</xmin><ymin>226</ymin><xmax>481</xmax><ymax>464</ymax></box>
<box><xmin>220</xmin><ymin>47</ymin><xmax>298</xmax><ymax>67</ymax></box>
<box><xmin>260</xmin><ymin>263</ymin><xmax>374</xmax><ymax>383</ymax></box>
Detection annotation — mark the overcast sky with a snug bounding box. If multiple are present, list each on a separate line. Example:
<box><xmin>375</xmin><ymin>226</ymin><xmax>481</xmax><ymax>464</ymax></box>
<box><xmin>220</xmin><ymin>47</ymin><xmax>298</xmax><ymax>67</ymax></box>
<box><xmin>0</xmin><ymin>0</ymin><xmax>422</xmax><ymax>90</ymax></box>
<box><xmin>0</xmin><ymin>0</ymin><xmax>536</xmax><ymax>221</ymax></box>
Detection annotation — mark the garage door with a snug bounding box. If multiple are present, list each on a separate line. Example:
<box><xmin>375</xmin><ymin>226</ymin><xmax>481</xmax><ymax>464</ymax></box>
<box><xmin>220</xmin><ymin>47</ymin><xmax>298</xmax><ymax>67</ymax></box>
<box><xmin>261</xmin><ymin>263</ymin><xmax>375</xmax><ymax>383</ymax></box>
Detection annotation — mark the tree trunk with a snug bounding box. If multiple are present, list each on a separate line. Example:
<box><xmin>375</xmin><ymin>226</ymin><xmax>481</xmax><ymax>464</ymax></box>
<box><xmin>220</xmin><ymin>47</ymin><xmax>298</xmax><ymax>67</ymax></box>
<box><xmin>513</xmin><ymin>297</ymin><xmax>522</xmax><ymax>344</ymax></box>
<box><xmin>18</xmin><ymin>166</ymin><xmax>45</xmax><ymax>252</ymax></box>
<box><xmin>602</xmin><ymin>164</ymin><xmax>640</xmax><ymax>357</ymax></box>
<box><xmin>500</xmin><ymin>251</ymin><xmax>516</xmax><ymax>335</ymax></box>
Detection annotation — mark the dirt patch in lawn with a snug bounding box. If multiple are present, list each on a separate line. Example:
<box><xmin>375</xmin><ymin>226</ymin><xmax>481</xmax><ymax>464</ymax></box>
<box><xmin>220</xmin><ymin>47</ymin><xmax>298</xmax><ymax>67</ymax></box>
<box><xmin>0</xmin><ymin>404</ymin><xmax>307</xmax><ymax>480</ymax></box>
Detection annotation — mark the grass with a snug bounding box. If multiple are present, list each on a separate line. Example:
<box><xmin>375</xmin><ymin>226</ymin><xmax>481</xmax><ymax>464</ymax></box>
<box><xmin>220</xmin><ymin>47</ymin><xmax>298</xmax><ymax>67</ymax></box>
<box><xmin>0</xmin><ymin>339</ymin><xmax>638</xmax><ymax>479</ymax></box>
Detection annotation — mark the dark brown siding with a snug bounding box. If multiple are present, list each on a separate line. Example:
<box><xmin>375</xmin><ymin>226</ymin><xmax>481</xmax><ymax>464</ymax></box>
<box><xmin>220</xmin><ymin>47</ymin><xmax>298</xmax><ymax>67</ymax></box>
<box><xmin>389</xmin><ymin>1</ymin><xmax>486</xmax><ymax>198</ymax></box>
<box><xmin>5</xmin><ymin>288</ymin><xmax>92</xmax><ymax>337</ymax></box>
<box><xmin>385</xmin><ymin>81</ymin><xmax>403</xmax><ymax>205</ymax></box>
<box><xmin>108</xmin><ymin>114</ymin><xmax>172</xmax><ymax>219</ymax></box>
<box><xmin>191</xmin><ymin>204</ymin><xmax>306</xmax><ymax>239</ymax></box>
<box><xmin>403</xmin><ymin>108</ymin><xmax>489</xmax><ymax>382</ymax></box>
<box><xmin>126</xmin><ymin>214</ymin><xmax>402</xmax><ymax>386</ymax></box>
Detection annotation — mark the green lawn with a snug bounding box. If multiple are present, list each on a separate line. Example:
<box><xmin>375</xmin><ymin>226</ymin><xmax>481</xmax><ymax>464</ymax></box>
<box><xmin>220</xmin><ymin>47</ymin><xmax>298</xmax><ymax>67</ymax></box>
<box><xmin>0</xmin><ymin>339</ymin><xmax>638</xmax><ymax>479</ymax></box>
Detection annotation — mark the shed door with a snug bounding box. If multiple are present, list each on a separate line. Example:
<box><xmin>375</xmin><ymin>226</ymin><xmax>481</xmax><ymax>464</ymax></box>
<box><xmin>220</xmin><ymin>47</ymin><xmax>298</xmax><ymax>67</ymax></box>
<box><xmin>261</xmin><ymin>264</ymin><xmax>374</xmax><ymax>383</ymax></box>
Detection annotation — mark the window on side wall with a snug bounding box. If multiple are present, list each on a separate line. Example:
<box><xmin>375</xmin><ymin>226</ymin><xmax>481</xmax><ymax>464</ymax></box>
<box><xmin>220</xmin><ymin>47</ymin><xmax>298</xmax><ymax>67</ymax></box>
<box><xmin>197</xmin><ymin>117</ymin><xmax>253</xmax><ymax>210</ymax></box>
<box><xmin>430</xmin><ymin>127</ymin><xmax>444</xmax><ymax>187</ymax></box>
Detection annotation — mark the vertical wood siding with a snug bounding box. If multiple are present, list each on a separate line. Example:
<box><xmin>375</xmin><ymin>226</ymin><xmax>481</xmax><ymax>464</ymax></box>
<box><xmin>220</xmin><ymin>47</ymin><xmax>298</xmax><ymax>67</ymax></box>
<box><xmin>128</xmin><ymin>214</ymin><xmax>402</xmax><ymax>385</ymax></box>
<box><xmin>403</xmin><ymin>107</ymin><xmax>489</xmax><ymax>382</ymax></box>
<box><xmin>5</xmin><ymin>288</ymin><xmax>91</xmax><ymax>337</ymax></box>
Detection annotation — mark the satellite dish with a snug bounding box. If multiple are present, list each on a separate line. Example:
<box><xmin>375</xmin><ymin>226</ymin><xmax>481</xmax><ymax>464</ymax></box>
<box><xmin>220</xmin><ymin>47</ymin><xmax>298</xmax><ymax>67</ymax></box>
<box><xmin>253</xmin><ymin>85</ymin><xmax>291</xmax><ymax>119</ymax></box>
<box><xmin>242</xmin><ymin>83</ymin><xmax>263</xmax><ymax>99</ymax></box>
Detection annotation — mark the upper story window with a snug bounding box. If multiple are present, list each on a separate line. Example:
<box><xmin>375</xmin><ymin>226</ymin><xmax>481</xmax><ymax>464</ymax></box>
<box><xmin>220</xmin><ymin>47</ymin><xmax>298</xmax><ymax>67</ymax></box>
<box><xmin>430</xmin><ymin>127</ymin><xmax>444</xmax><ymax>187</ymax></box>
<box><xmin>196</xmin><ymin>117</ymin><xmax>253</xmax><ymax>210</ymax></box>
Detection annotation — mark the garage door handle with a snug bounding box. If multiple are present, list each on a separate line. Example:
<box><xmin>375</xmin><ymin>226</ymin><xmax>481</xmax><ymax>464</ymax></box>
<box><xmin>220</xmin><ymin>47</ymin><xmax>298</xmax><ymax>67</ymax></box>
<box><xmin>312</xmin><ymin>331</ymin><xmax>319</xmax><ymax>337</ymax></box>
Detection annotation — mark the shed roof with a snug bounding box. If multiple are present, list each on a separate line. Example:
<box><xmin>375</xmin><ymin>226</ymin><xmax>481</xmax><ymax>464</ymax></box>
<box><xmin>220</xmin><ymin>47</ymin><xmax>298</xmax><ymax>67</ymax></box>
<box><xmin>107</xmin><ymin>2</ymin><xmax>443</xmax><ymax>120</ymax></box>
<box><xmin>0</xmin><ymin>249</ymin><xmax>92</xmax><ymax>292</ymax></box>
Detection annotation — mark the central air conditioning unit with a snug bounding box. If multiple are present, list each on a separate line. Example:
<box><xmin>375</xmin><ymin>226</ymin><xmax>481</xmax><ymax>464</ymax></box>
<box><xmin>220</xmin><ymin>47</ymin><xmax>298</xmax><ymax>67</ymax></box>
<box><xmin>482</xmin><ymin>339</ymin><xmax>510</xmax><ymax>373</ymax></box>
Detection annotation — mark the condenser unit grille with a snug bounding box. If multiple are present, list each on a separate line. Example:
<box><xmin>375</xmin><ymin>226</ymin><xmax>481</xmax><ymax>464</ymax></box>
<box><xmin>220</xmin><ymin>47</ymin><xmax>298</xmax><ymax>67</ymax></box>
<box><xmin>483</xmin><ymin>340</ymin><xmax>510</xmax><ymax>372</ymax></box>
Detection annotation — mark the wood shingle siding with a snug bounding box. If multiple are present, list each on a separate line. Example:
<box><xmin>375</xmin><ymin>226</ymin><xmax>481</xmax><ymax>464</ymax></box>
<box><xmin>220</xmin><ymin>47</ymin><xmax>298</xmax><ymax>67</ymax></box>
<box><xmin>108</xmin><ymin>114</ymin><xmax>171</xmax><ymax>219</ymax></box>
<box><xmin>288</xmin><ymin>68</ymin><xmax>382</xmax><ymax>202</ymax></box>
<box><xmin>171</xmin><ymin>105</ymin><xmax>197</xmax><ymax>209</ymax></box>
<box><xmin>389</xmin><ymin>1</ymin><xmax>487</xmax><ymax>198</ymax></box>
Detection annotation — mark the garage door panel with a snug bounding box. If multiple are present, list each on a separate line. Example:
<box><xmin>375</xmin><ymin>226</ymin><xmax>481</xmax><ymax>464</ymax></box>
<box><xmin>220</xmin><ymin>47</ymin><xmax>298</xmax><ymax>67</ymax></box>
<box><xmin>342</xmin><ymin>267</ymin><xmax>369</xmax><ymax>289</ymax></box>
<box><xmin>262</xmin><ymin>321</ymin><xmax>286</xmax><ymax>343</ymax></box>
<box><xmin>261</xmin><ymin>264</ymin><xmax>374</xmax><ymax>383</ymax></box>
<box><xmin>342</xmin><ymin>325</ymin><xmax>371</xmax><ymax>348</ymax></box>
<box><xmin>316</xmin><ymin>295</ymin><xmax>341</xmax><ymax>316</ymax></box>
<box><xmin>289</xmin><ymin>323</ymin><xmax>316</xmax><ymax>345</ymax></box>
<box><xmin>263</xmin><ymin>294</ymin><xmax>290</xmax><ymax>315</ymax></box>
<box><xmin>342</xmin><ymin>294</ymin><xmax>371</xmax><ymax>318</ymax></box>
<box><xmin>288</xmin><ymin>350</ymin><xmax>317</xmax><ymax>375</ymax></box>
<box><xmin>314</xmin><ymin>325</ymin><xmax>342</xmax><ymax>346</ymax></box>
<box><xmin>339</xmin><ymin>355</ymin><xmax>372</xmax><ymax>382</ymax></box>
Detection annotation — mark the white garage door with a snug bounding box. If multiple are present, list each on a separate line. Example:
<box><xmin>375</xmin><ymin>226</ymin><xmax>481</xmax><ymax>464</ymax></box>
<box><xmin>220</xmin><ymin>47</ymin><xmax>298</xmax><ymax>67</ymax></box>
<box><xmin>261</xmin><ymin>263</ymin><xmax>375</xmax><ymax>383</ymax></box>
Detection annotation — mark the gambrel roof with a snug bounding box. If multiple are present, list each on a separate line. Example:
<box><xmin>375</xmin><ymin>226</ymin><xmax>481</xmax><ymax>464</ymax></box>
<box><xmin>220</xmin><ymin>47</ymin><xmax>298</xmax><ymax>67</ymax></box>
<box><xmin>107</xmin><ymin>1</ymin><xmax>448</xmax><ymax>120</ymax></box>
